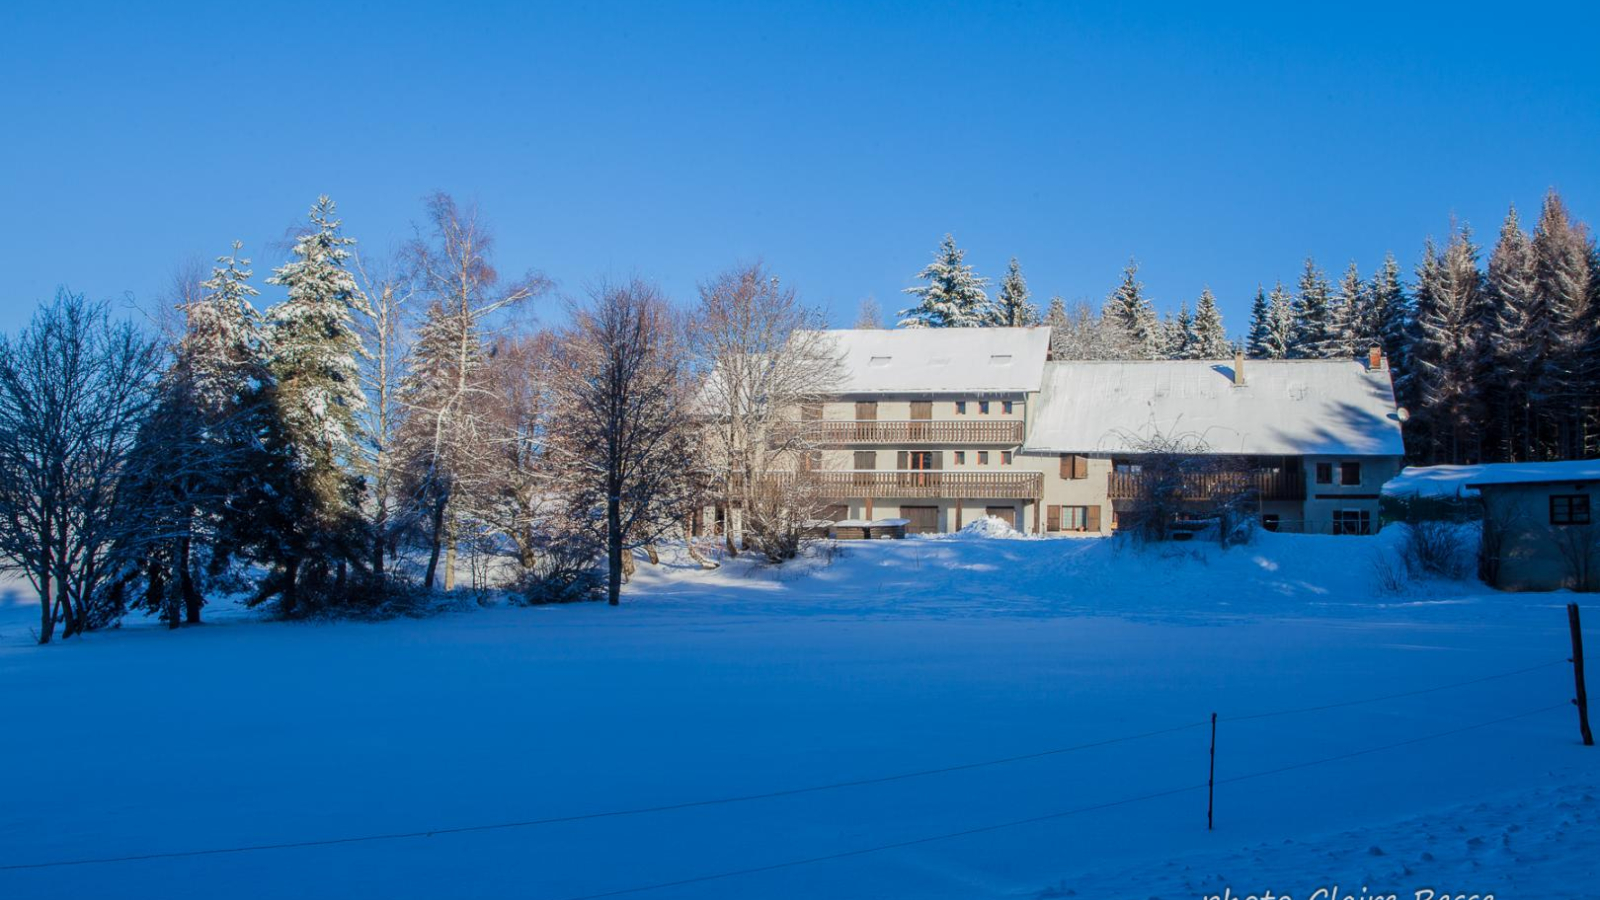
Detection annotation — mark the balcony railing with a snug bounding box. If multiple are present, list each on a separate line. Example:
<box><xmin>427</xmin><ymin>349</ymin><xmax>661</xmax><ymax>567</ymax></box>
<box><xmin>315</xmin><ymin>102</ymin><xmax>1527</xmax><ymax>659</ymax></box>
<box><xmin>775</xmin><ymin>419</ymin><xmax>1024</xmax><ymax>446</ymax></box>
<box><xmin>767</xmin><ymin>470</ymin><xmax>1042</xmax><ymax>500</ymax></box>
<box><xmin>1107</xmin><ymin>468</ymin><xmax>1306</xmax><ymax>502</ymax></box>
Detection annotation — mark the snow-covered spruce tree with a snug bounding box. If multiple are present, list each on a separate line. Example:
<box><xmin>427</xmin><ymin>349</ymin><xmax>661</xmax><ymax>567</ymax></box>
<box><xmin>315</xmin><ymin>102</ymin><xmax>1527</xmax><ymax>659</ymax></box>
<box><xmin>1372</xmin><ymin>253</ymin><xmax>1413</xmax><ymax>384</ymax></box>
<box><xmin>1532</xmin><ymin>190</ymin><xmax>1596</xmax><ymax>458</ymax></box>
<box><xmin>990</xmin><ymin>257</ymin><xmax>1038</xmax><ymax>326</ymax></box>
<box><xmin>899</xmin><ymin>234</ymin><xmax>989</xmax><ymax>327</ymax></box>
<box><xmin>253</xmin><ymin>196</ymin><xmax>375</xmax><ymax>612</ymax></box>
<box><xmin>1329</xmin><ymin>261</ymin><xmax>1367</xmax><ymax>360</ymax></box>
<box><xmin>1486</xmin><ymin>205</ymin><xmax>1544</xmax><ymax>460</ymax></box>
<box><xmin>1292</xmin><ymin>257</ymin><xmax>1336</xmax><ymax>358</ymax></box>
<box><xmin>1164</xmin><ymin>302</ymin><xmax>1194</xmax><ymax>359</ymax></box>
<box><xmin>1258</xmin><ymin>282</ymin><xmax>1297</xmax><ymax>359</ymax></box>
<box><xmin>397</xmin><ymin>193</ymin><xmax>546</xmax><ymax>591</ymax></box>
<box><xmin>1245</xmin><ymin>287</ymin><xmax>1271</xmax><ymax>358</ymax></box>
<box><xmin>1190</xmin><ymin>288</ymin><xmax>1231</xmax><ymax>359</ymax></box>
<box><xmin>114</xmin><ymin>244</ymin><xmax>272</xmax><ymax>627</ymax></box>
<box><xmin>1409</xmin><ymin>227</ymin><xmax>1489</xmax><ymax>464</ymax></box>
<box><xmin>1104</xmin><ymin>259</ymin><xmax>1160</xmax><ymax>358</ymax></box>
<box><xmin>1043</xmin><ymin>296</ymin><xmax>1070</xmax><ymax>357</ymax></box>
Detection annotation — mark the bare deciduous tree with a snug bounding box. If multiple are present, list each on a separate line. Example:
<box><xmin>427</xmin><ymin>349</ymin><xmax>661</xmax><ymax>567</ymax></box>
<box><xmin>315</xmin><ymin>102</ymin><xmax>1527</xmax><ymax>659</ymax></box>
<box><xmin>354</xmin><ymin>252</ymin><xmax>416</xmax><ymax>581</ymax></box>
<box><xmin>549</xmin><ymin>280</ymin><xmax>696</xmax><ymax>605</ymax></box>
<box><xmin>688</xmin><ymin>262</ymin><xmax>842</xmax><ymax>559</ymax></box>
<box><xmin>0</xmin><ymin>292</ymin><xmax>161</xmax><ymax>642</ymax></box>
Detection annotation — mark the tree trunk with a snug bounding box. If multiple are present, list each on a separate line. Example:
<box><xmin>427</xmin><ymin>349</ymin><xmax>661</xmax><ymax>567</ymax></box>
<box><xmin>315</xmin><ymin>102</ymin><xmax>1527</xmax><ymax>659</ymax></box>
<box><xmin>281</xmin><ymin>557</ymin><xmax>300</xmax><ymax>617</ymax></box>
<box><xmin>443</xmin><ymin>536</ymin><xmax>456</xmax><ymax>592</ymax></box>
<box><xmin>180</xmin><ymin>535</ymin><xmax>202</xmax><ymax>624</ymax></box>
<box><xmin>607</xmin><ymin>493</ymin><xmax>623</xmax><ymax>606</ymax></box>
<box><xmin>422</xmin><ymin>495</ymin><xmax>446</xmax><ymax>590</ymax></box>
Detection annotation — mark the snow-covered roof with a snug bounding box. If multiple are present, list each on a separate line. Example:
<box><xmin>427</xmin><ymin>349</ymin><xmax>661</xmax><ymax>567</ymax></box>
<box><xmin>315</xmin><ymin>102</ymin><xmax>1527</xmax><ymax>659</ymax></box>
<box><xmin>1462</xmin><ymin>460</ymin><xmax>1600</xmax><ymax>489</ymax></box>
<box><xmin>1381</xmin><ymin>465</ymin><xmax>1486</xmax><ymax>499</ymax></box>
<box><xmin>814</xmin><ymin>327</ymin><xmax>1051</xmax><ymax>395</ymax></box>
<box><xmin>1022</xmin><ymin>359</ymin><xmax>1405</xmax><ymax>457</ymax></box>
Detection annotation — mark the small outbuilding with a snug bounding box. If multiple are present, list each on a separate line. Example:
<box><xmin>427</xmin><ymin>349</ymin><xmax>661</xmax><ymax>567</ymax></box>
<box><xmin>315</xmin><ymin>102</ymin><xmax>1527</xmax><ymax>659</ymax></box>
<box><xmin>1468</xmin><ymin>460</ymin><xmax>1600</xmax><ymax>592</ymax></box>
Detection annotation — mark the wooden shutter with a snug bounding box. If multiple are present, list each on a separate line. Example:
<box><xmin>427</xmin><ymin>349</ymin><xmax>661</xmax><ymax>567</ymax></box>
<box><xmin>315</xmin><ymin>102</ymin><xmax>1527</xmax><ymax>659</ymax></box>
<box><xmin>1047</xmin><ymin>505</ymin><xmax>1062</xmax><ymax>532</ymax></box>
<box><xmin>931</xmin><ymin>451</ymin><xmax>943</xmax><ymax>470</ymax></box>
<box><xmin>896</xmin><ymin>450</ymin><xmax>909</xmax><ymax>470</ymax></box>
<box><xmin>854</xmin><ymin>450</ymin><xmax>876</xmax><ymax>470</ymax></box>
<box><xmin>1059</xmin><ymin>455</ymin><xmax>1071</xmax><ymax>478</ymax></box>
<box><xmin>801</xmin><ymin>402</ymin><xmax>822</xmax><ymax>421</ymax></box>
<box><xmin>910</xmin><ymin>400</ymin><xmax>932</xmax><ymax>420</ymax></box>
<box><xmin>1072</xmin><ymin>455</ymin><xmax>1088</xmax><ymax>479</ymax></box>
<box><xmin>855</xmin><ymin>401</ymin><xmax>877</xmax><ymax>421</ymax></box>
<box><xmin>1085</xmin><ymin>505</ymin><xmax>1101</xmax><ymax>532</ymax></box>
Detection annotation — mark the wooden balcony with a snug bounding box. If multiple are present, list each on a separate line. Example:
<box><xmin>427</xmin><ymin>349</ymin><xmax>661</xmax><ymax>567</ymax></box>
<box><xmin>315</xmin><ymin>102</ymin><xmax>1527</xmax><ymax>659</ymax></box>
<box><xmin>1107</xmin><ymin>468</ymin><xmax>1306</xmax><ymax>502</ymax></box>
<box><xmin>775</xmin><ymin>419</ymin><xmax>1024</xmax><ymax>446</ymax></box>
<box><xmin>771</xmin><ymin>470</ymin><xmax>1042</xmax><ymax>500</ymax></box>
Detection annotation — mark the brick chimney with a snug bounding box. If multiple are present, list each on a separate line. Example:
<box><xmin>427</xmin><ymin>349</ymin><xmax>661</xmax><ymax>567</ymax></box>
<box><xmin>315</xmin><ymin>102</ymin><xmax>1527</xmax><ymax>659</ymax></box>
<box><xmin>1233</xmin><ymin>349</ymin><xmax>1246</xmax><ymax>386</ymax></box>
<box><xmin>1368</xmin><ymin>345</ymin><xmax>1383</xmax><ymax>370</ymax></box>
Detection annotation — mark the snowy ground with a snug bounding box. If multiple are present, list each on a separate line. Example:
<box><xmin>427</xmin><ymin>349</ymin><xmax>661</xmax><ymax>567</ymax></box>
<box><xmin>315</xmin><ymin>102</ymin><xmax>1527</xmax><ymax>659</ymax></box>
<box><xmin>0</xmin><ymin>529</ymin><xmax>1594</xmax><ymax>900</ymax></box>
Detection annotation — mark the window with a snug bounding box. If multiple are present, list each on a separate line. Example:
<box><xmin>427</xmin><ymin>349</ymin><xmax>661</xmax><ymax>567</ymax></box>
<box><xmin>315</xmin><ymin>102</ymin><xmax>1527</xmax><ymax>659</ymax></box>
<box><xmin>1315</xmin><ymin>462</ymin><xmax>1333</xmax><ymax>484</ymax></box>
<box><xmin>868</xmin><ymin>355</ymin><xmax>892</xmax><ymax>368</ymax></box>
<box><xmin>1262</xmin><ymin>514</ymin><xmax>1281</xmax><ymax>532</ymax></box>
<box><xmin>1002</xmin><ymin>400</ymin><xmax>1014</xmax><ymax>414</ymax></box>
<box><xmin>1340</xmin><ymin>461</ymin><xmax>1361</xmax><ymax>485</ymax></box>
<box><xmin>1552</xmin><ymin>494</ymin><xmax>1592</xmax><ymax>526</ymax></box>
<box><xmin>853</xmin><ymin>450</ymin><xmax>876</xmax><ymax>470</ymax></box>
<box><xmin>1000</xmin><ymin>451</ymin><xmax>1013</xmax><ymax>465</ymax></box>
<box><xmin>1113</xmin><ymin>458</ymin><xmax>1142</xmax><ymax>475</ymax></box>
<box><xmin>955</xmin><ymin>401</ymin><xmax>967</xmax><ymax>415</ymax></box>
<box><xmin>1048</xmin><ymin>505</ymin><xmax>1093</xmax><ymax>532</ymax></box>
<box><xmin>977</xmin><ymin>451</ymin><xmax>990</xmax><ymax>465</ymax></box>
<box><xmin>801</xmin><ymin>450</ymin><xmax>822</xmax><ymax>471</ymax></box>
<box><xmin>1333</xmin><ymin>509</ymin><xmax>1372</xmax><ymax>535</ymax></box>
<box><xmin>800</xmin><ymin>402</ymin><xmax>822</xmax><ymax>421</ymax></box>
<box><xmin>953</xmin><ymin>451</ymin><xmax>966</xmax><ymax>465</ymax></box>
<box><xmin>979</xmin><ymin>400</ymin><xmax>990</xmax><ymax>414</ymax></box>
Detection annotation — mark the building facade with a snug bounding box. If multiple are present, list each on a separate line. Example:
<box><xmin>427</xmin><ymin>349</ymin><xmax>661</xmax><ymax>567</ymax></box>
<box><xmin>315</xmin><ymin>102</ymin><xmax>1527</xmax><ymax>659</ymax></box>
<box><xmin>735</xmin><ymin>327</ymin><xmax>1406</xmax><ymax>537</ymax></box>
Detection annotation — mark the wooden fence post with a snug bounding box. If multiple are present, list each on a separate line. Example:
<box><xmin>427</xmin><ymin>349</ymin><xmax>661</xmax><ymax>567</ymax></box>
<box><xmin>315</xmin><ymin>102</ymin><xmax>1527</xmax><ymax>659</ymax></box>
<box><xmin>1208</xmin><ymin>712</ymin><xmax>1217</xmax><ymax>829</ymax></box>
<box><xmin>1570</xmin><ymin>603</ymin><xmax>1594</xmax><ymax>746</ymax></box>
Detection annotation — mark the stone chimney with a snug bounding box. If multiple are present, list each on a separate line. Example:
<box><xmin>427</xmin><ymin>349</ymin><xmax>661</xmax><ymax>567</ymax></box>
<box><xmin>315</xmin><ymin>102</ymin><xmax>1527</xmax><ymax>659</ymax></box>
<box><xmin>1368</xmin><ymin>345</ymin><xmax>1383</xmax><ymax>370</ymax></box>
<box><xmin>1233</xmin><ymin>349</ymin><xmax>1246</xmax><ymax>386</ymax></box>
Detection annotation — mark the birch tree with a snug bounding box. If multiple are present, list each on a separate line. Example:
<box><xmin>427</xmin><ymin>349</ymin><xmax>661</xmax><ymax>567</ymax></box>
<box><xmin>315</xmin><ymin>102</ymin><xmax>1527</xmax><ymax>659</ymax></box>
<box><xmin>398</xmin><ymin>193</ymin><xmax>548</xmax><ymax>590</ymax></box>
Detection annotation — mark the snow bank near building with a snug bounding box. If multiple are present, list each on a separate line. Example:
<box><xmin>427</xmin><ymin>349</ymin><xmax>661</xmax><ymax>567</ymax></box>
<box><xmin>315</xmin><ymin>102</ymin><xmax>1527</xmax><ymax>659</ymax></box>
<box><xmin>946</xmin><ymin>515</ymin><xmax>1031</xmax><ymax>540</ymax></box>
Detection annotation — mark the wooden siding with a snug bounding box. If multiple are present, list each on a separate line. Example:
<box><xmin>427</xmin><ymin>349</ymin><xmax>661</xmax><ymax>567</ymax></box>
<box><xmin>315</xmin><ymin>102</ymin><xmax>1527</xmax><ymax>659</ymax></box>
<box><xmin>774</xmin><ymin>419</ymin><xmax>1024</xmax><ymax>446</ymax></box>
<box><xmin>759</xmin><ymin>470</ymin><xmax>1042</xmax><ymax>500</ymax></box>
<box><xmin>1107</xmin><ymin>468</ymin><xmax>1307</xmax><ymax>502</ymax></box>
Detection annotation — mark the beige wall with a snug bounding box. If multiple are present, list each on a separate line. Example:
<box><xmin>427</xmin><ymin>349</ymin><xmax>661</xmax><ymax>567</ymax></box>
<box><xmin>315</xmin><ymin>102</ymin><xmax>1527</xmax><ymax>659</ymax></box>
<box><xmin>1482</xmin><ymin>482</ymin><xmax>1600</xmax><ymax>591</ymax></box>
<box><xmin>1301</xmin><ymin>455</ymin><xmax>1401</xmax><ymax>534</ymax></box>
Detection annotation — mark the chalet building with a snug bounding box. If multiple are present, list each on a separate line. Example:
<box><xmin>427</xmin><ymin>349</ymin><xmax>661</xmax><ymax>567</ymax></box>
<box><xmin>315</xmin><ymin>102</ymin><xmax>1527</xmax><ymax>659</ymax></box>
<box><xmin>763</xmin><ymin>327</ymin><xmax>1405</xmax><ymax>536</ymax></box>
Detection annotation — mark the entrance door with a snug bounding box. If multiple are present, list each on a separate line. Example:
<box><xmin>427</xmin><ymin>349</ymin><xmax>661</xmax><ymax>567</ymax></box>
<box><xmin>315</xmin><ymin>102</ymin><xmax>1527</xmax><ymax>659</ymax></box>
<box><xmin>902</xmin><ymin>505</ymin><xmax>940</xmax><ymax>535</ymax></box>
<box><xmin>985</xmin><ymin>505</ymin><xmax>1016</xmax><ymax>528</ymax></box>
<box><xmin>902</xmin><ymin>450</ymin><xmax>935</xmax><ymax>488</ymax></box>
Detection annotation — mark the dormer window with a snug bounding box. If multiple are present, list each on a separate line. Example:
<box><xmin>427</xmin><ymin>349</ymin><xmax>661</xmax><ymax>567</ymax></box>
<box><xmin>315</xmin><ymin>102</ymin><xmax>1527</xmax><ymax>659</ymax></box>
<box><xmin>868</xmin><ymin>355</ymin><xmax>892</xmax><ymax>368</ymax></box>
<box><xmin>989</xmin><ymin>354</ymin><xmax>1012</xmax><ymax>366</ymax></box>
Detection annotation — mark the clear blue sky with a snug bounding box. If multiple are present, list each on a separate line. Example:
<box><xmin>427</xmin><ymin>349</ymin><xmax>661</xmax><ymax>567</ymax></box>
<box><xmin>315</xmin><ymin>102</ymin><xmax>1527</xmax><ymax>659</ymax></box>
<box><xmin>3</xmin><ymin>1</ymin><xmax>1597</xmax><ymax>337</ymax></box>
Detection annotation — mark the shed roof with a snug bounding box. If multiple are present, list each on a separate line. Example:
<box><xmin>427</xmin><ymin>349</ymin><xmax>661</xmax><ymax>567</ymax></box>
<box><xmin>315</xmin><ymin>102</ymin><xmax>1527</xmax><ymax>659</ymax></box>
<box><xmin>813</xmin><ymin>326</ymin><xmax>1051</xmax><ymax>395</ymax></box>
<box><xmin>1021</xmin><ymin>359</ymin><xmax>1405</xmax><ymax>456</ymax></box>
<box><xmin>1461</xmin><ymin>459</ymin><xmax>1600</xmax><ymax>489</ymax></box>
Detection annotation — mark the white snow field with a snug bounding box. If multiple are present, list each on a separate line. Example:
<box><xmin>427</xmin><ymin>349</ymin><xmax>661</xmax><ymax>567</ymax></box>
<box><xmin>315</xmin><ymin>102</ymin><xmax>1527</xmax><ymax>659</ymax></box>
<box><xmin>0</xmin><ymin>529</ymin><xmax>1595</xmax><ymax>900</ymax></box>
